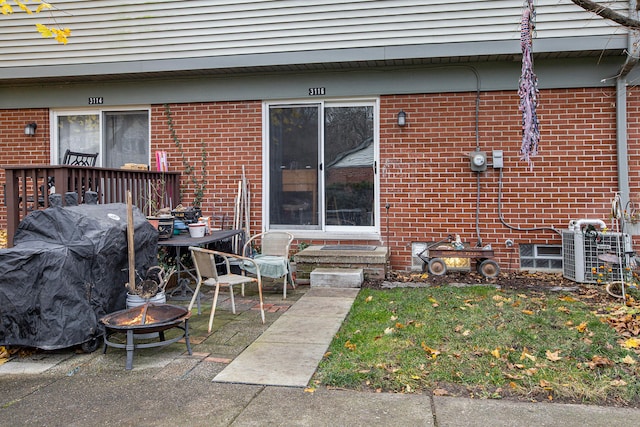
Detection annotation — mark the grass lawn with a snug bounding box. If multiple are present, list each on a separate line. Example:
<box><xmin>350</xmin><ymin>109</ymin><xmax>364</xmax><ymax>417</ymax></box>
<box><xmin>313</xmin><ymin>284</ymin><xmax>640</xmax><ymax>406</ymax></box>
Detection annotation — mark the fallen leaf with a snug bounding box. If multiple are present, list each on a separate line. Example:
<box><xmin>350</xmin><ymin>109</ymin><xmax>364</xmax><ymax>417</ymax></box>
<box><xmin>621</xmin><ymin>355</ymin><xmax>637</xmax><ymax>365</ymax></box>
<box><xmin>344</xmin><ymin>340</ymin><xmax>356</xmax><ymax>351</ymax></box>
<box><xmin>491</xmin><ymin>348</ymin><xmax>501</xmax><ymax>359</ymax></box>
<box><xmin>545</xmin><ymin>350</ymin><xmax>562</xmax><ymax>362</ymax></box>
<box><xmin>384</xmin><ymin>327</ymin><xmax>394</xmax><ymax>335</ymax></box>
<box><xmin>559</xmin><ymin>295</ymin><xmax>577</xmax><ymax>302</ymax></box>
<box><xmin>522</xmin><ymin>309</ymin><xmax>534</xmax><ymax>315</ymax></box>
<box><xmin>304</xmin><ymin>387</ymin><xmax>316</xmax><ymax>393</ymax></box>
<box><xmin>539</xmin><ymin>379</ymin><xmax>552</xmax><ymax>388</ymax></box>
<box><xmin>586</xmin><ymin>355</ymin><xmax>614</xmax><ymax>369</ymax></box>
<box><xmin>576</xmin><ymin>322</ymin><xmax>588</xmax><ymax>333</ymax></box>
<box><xmin>421</xmin><ymin>342</ymin><xmax>441</xmax><ymax>358</ymax></box>
<box><xmin>557</xmin><ymin>306</ymin><xmax>570</xmax><ymax>314</ymax></box>
<box><xmin>610</xmin><ymin>379</ymin><xmax>627</xmax><ymax>387</ymax></box>
<box><xmin>623</xmin><ymin>337</ymin><xmax>640</xmax><ymax>349</ymax></box>
<box><xmin>365</xmin><ymin>295</ymin><xmax>373</xmax><ymax>302</ymax></box>
<box><xmin>520</xmin><ymin>348</ymin><xmax>536</xmax><ymax>361</ymax></box>
<box><xmin>433</xmin><ymin>388</ymin><xmax>449</xmax><ymax>396</ymax></box>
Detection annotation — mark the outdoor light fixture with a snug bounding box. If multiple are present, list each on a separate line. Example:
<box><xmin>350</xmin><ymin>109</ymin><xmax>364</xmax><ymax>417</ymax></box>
<box><xmin>24</xmin><ymin>122</ymin><xmax>37</xmax><ymax>136</ymax></box>
<box><xmin>397</xmin><ymin>110</ymin><xmax>406</xmax><ymax>127</ymax></box>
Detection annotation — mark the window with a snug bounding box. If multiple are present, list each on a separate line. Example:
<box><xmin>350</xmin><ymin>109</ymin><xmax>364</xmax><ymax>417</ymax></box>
<box><xmin>520</xmin><ymin>244</ymin><xmax>562</xmax><ymax>271</ymax></box>
<box><xmin>52</xmin><ymin>109</ymin><xmax>150</xmax><ymax>168</ymax></box>
<box><xmin>265</xmin><ymin>100</ymin><xmax>378</xmax><ymax>234</ymax></box>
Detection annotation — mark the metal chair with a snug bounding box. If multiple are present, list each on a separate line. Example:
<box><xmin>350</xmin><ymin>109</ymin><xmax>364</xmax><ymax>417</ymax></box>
<box><xmin>188</xmin><ymin>246</ymin><xmax>265</xmax><ymax>333</ymax></box>
<box><xmin>63</xmin><ymin>149</ymin><xmax>99</xmax><ymax>166</ymax></box>
<box><xmin>242</xmin><ymin>231</ymin><xmax>294</xmax><ymax>298</ymax></box>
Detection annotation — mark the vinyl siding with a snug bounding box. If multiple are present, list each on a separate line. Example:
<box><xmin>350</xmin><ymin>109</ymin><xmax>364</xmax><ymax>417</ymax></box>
<box><xmin>0</xmin><ymin>0</ymin><xmax>629</xmax><ymax>69</ymax></box>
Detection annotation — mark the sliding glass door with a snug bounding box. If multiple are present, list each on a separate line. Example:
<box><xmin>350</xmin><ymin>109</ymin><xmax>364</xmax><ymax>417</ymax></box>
<box><xmin>266</xmin><ymin>100</ymin><xmax>377</xmax><ymax>231</ymax></box>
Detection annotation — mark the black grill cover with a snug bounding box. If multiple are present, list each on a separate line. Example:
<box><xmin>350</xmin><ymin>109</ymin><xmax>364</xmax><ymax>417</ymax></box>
<box><xmin>0</xmin><ymin>203</ymin><xmax>158</xmax><ymax>350</ymax></box>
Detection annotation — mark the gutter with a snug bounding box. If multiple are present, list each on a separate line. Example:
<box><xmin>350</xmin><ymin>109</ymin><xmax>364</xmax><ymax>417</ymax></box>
<box><xmin>615</xmin><ymin>0</ymin><xmax>640</xmax><ymax>210</ymax></box>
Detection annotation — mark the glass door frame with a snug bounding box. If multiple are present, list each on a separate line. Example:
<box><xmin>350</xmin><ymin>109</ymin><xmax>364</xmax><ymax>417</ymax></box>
<box><xmin>262</xmin><ymin>98</ymin><xmax>380</xmax><ymax>236</ymax></box>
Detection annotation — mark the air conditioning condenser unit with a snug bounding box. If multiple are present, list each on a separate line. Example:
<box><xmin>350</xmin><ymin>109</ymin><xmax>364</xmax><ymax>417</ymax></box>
<box><xmin>562</xmin><ymin>229</ymin><xmax>631</xmax><ymax>283</ymax></box>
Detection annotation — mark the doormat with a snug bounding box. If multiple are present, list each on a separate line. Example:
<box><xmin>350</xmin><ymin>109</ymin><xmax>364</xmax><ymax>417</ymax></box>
<box><xmin>321</xmin><ymin>245</ymin><xmax>377</xmax><ymax>251</ymax></box>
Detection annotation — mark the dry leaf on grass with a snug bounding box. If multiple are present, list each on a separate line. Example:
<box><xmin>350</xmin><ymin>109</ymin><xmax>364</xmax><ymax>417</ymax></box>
<box><xmin>545</xmin><ymin>350</ymin><xmax>562</xmax><ymax>361</ymax></box>
<box><xmin>586</xmin><ymin>355</ymin><xmax>614</xmax><ymax>369</ymax></box>
<box><xmin>622</xmin><ymin>337</ymin><xmax>640</xmax><ymax>349</ymax></box>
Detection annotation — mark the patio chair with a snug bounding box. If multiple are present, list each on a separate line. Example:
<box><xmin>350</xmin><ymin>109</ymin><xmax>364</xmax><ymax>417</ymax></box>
<box><xmin>188</xmin><ymin>246</ymin><xmax>265</xmax><ymax>333</ymax></box>
<box><xmin>242</xmin><ymin>231</ymin><xmax>294</xmax><ymax>298</ymax></box>
<box><xmin>62</xmin><ymin>149</ymin><xmax>99</xmax><ymax>166</ymax></box>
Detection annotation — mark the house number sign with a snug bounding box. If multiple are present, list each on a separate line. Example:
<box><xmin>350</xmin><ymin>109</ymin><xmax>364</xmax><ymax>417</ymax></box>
<box><xmin>88</xmin><ymin>97</ymin><xmax>104</xmax><ymax>105</ymax></box>
<box><xmin>308</xmin><ymin>87</ymin><xmax>325</xmax><ymax>96</ymax></box>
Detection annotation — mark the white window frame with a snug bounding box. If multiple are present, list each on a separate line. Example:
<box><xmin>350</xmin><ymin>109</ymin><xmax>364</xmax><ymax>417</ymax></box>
<box><xmin>50</xmin><ymin>106</ymin><xmax>151</xmax><ymax>167</ymax></box>
<box><xmin>262</xmin><ymin>98</ymin><xmax>380</xmax><ymax>240</ymax></box>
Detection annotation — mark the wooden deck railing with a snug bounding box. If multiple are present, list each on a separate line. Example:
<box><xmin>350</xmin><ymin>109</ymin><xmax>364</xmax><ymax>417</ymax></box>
<box><xmin>3</xmin><ymin>165</ymin><xmax>181</xmax><ymax>247</ymax></box>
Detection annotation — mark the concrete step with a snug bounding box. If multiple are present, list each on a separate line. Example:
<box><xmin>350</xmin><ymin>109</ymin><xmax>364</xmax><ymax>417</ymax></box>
<box><xmin>310</xmin><ymin>267</ymin><xmax>364</xmax><ymax>288</ymax></box>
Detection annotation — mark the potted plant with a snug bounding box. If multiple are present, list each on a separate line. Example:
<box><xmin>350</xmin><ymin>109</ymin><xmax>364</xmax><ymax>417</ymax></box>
<box><xmin>144</xmin><ymin>176</ymin><xmax>174</xmax><ymax>239</ymax></box>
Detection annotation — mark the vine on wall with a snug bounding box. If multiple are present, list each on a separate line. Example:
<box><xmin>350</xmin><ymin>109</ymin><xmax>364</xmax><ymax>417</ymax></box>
<box><xmin>164</xmin><ymin>104</ymin><xmax>208</xmax><ymax>207</ymax></box>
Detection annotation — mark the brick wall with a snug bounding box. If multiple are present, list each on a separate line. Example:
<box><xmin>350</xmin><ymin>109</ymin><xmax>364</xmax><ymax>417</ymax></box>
<box><xmin>0</xmin><ymin>108</ymin><xmax>50</xmax><ymax>225</ymax></box>
<box><xmin>150</xmin><ymin>101</ymin><xmax>264</xmax><ymax>234</ymax></box>
<box><xmin>380</xmin><ymin>87</ymin><xmax>624</xmax><ymax>270</ymax></box>
<box><xmin>2</xmin><ymin>87</ymin><xmax>636</xmax><ymax>274</ymax></box>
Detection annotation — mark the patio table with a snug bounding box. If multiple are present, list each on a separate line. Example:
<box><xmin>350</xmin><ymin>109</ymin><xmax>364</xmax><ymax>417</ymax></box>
<box><xmin>158</xmin><ymin>229</ymin><xmax>243</xmax><ymax>313</ymax></box>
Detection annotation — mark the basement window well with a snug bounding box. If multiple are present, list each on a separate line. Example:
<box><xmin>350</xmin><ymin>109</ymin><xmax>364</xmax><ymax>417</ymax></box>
<box><xmin>519</xmin><ymin>244</ymin><xmax>562</xmax><ymax>271</ymax></box>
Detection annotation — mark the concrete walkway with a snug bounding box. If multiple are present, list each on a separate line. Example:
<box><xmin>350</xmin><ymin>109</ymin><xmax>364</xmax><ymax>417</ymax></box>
<box><xmin>214</xmin><ymin>287</ymin><xmax>358</xmax><ymax>387</ymax></box>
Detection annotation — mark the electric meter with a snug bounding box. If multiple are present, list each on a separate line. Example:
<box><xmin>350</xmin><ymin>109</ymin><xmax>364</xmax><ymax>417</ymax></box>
<box><xmin>470</xmin><ymin>151</ymin><xmax>487</xmax><ymax>172</ymax></box>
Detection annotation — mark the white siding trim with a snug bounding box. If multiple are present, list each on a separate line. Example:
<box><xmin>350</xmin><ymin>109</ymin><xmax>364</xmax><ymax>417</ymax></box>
<box><xmin>0</xmin><ymin>0</ymin><xmax>630</xmax><ymax>70</ymax></box>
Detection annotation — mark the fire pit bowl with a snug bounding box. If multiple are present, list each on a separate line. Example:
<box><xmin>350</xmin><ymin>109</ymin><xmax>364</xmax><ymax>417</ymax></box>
<box><xmin>100</xmin><ymin>303</ymin><xmax>192</xmax><ymax>370</ymax></box>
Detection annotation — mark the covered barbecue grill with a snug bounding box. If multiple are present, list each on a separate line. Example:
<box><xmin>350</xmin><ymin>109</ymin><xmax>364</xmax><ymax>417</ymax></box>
<box><xmin>0</xmin><ymin>203</ymin><xmax>158</xmax><ymax>351</ymax></box>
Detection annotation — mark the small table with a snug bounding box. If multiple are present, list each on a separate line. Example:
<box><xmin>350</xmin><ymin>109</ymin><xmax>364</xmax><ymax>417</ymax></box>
<box><xmin>158</xmin><ymin>229</ymin><xmax>243</xmax><ymax>310</ymax></box>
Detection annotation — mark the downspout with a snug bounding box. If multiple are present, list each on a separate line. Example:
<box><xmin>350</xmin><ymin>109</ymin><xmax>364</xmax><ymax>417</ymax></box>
<box><xmin>615</xmin><ymin>0</ymin><xmax>640</xmax><ymax>210</ymax></box>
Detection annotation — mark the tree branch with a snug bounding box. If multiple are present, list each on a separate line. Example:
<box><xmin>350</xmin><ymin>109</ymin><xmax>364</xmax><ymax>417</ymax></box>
<box><xmin>570</xmin><ymin>0</ymin><xmax>640</xmax><ymax>29</ymax></box>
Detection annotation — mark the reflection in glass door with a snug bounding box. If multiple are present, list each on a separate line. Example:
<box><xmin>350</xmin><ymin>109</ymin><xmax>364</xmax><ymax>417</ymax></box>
<box><xmin>324</xmin><ymin>105</ymin><xmax>375</xmax><ymax>227</ymax></box>
<box><xmin>268</xmin><ymin>105</ymin><xmax>320</xmax><ymax>228</ymax></box>
<box><xmin>267</xmin><ymin>101</ymin><xmax>377</xmax><ymax>230</ymax></box>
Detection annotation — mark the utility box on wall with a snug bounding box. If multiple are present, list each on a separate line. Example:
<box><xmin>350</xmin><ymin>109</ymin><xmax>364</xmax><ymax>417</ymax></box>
<box><xmin>469</xmin><ymin>151</ymin><xmax>487</xmax><ymax>172</ymax></box>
